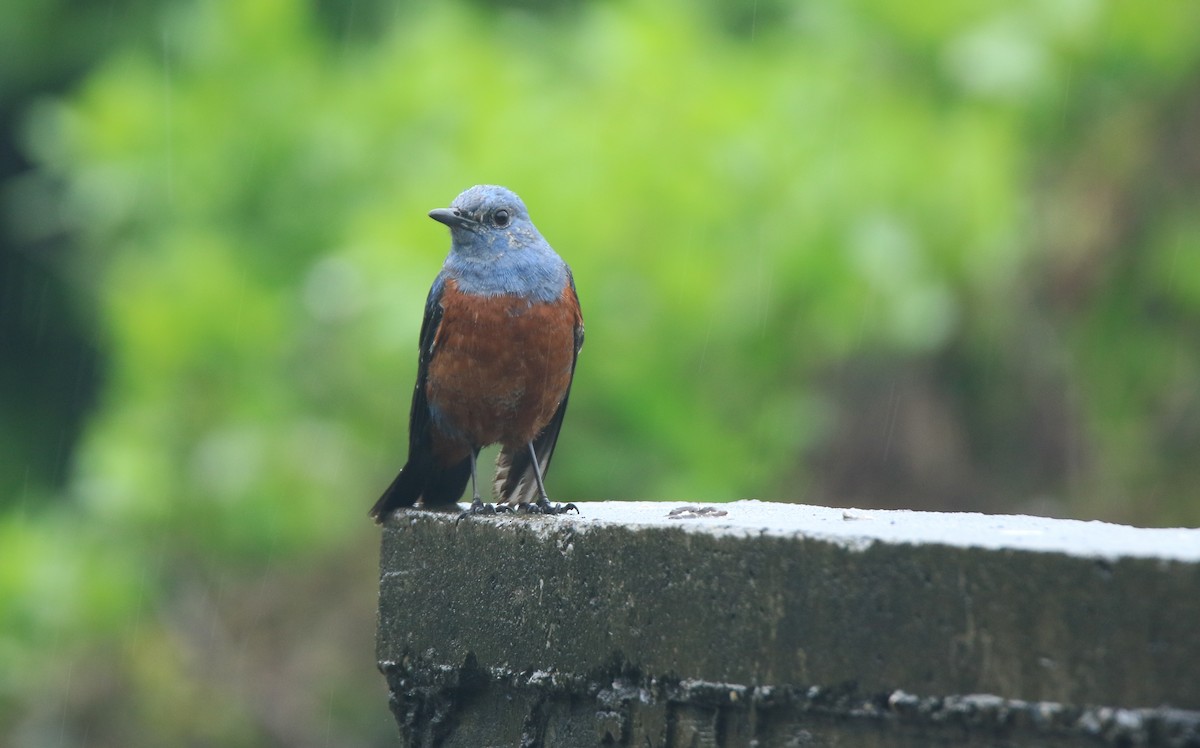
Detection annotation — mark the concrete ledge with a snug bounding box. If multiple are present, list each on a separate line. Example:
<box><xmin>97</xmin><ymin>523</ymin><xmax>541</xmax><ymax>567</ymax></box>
<box><xmin>376</xmin><ymin>501</ymin><xmax>1200</xmax><ymax>746</ymax></box>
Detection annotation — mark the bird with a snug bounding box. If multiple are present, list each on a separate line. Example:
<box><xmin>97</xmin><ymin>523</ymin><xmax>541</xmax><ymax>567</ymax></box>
<box><xmin>369</xmin><ymin>185</ymin><xmax>584</xmax><ymax>522</ymax></box>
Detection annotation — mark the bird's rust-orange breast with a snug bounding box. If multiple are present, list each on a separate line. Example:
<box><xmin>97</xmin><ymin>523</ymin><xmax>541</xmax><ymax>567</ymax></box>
<box><xmin>426</xmin><ymin>278</ymin><xmax>580</xmax><ymax>460</ymax></box>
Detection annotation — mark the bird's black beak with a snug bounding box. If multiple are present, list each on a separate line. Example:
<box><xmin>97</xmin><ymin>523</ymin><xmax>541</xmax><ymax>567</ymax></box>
<box><xmin>428</xmin><ymin>208</ymin><xmax>478</xmax><ymax>230</ymax></box>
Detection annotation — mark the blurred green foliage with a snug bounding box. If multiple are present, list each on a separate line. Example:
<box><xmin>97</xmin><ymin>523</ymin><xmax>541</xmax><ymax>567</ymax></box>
<box><xmin>3</xmin><ymin>0</ymin><xmax>1199</xmax><ymax>744</ymax></box>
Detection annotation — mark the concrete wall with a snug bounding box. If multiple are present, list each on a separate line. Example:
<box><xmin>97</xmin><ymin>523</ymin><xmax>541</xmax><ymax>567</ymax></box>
<box><xmin>375</xmin><ymin>501</ymin><xmax>1200</xmax><ymax>747</ymax></box>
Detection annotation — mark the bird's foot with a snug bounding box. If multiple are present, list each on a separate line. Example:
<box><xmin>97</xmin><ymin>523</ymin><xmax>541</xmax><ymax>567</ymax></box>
<box><xmin>531</xmin><ymin>497</ymin><xmax>579</xmax><ymax>515</ymax></box>
<box><xmin>496</xmin><ymin>502</ymin><xmax>542</xmax><ymax>514</ymax></box>
<box><xmin>456</xmin><ymin>498</ymin><xmax>497</xmax><ymax>523</ymax></box>
<box><xmin>458</xmin><ymin>498</ymin><xmax>579</xmax><ymax>519</ymax></box>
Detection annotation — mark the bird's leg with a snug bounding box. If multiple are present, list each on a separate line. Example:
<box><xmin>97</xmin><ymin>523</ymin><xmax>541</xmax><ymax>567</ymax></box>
<box><xmin>459</xmin><ymin>448</ymin><xmax>496</xmax><ymax>518</ymax></box>
<box><xmin>527</xmin><ymin>442</ymin><xmax>578</xmax><ymax>515</ymax></box>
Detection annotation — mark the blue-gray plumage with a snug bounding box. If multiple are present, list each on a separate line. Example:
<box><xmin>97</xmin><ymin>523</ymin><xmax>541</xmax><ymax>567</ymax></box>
<box><xmin>370</xmin><ymin>185</ymin><xmax>584</xmax><ymax>521</ymax></box>
<box><xmin>433</xmin><ymin>185</ymin><xmax>570</xmax><ymax>302</ymax></box>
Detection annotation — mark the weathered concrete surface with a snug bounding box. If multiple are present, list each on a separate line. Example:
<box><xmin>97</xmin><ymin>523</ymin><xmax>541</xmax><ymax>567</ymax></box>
<box><xmin>376</xmin><ymin>501</ymin><xmax>1200</xmax><ymax>746</ymax></box>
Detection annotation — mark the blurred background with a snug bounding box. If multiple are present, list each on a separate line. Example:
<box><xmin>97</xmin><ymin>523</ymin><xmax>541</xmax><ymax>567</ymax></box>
<box><xmin>2</xmin><ymin>0</ymin><xmax>1198</xmax><ymax>744</ymax></box>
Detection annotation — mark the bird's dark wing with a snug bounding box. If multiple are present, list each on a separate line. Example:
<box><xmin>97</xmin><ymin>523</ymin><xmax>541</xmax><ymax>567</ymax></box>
<box><xmin>407</xmin><ymin>274</ymin><xmax>447</xmax><ymax>457</ymax></box>
<box><xmin>370</xmin><ymin>275</ymin><xmax>458</xmax><ymax>520</ymax></box>
<box><xmin>495</xmin><ymin>272</ymin><xmax>584</xmax><ymax>503</ymax></box>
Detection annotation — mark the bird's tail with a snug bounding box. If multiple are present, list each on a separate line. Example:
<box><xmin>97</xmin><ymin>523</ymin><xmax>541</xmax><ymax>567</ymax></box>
<box><xmin>493</xmin><ymin>444</ymin><xmax>551</xmax><ymax>505</ymax></box>
<box><xmin>369</xmin><ymin>465</ymin><xmax>423</xmax><ymax>523</ymax></box>
<box><xmin>369</xmin><ymin>457</ymin><xmax>471</xmax><ymax>523</ymax></box>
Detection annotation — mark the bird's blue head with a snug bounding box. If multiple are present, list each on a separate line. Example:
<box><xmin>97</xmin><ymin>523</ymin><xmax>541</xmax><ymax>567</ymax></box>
<box><xmin>430</xmin><ymin>185</ymin><xmax>568</xmax><ymax>301</ymax></box>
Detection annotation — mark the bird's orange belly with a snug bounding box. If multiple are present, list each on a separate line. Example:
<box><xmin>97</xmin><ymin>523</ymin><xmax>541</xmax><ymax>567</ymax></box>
<box><xmin>426</xmin><ymin>284</ymin><xmax>577</xmax><ymax>459</ymax></box>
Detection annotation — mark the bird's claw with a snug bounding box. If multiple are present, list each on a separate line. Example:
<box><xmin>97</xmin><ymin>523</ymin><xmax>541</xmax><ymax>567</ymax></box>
<box><xmin>495</xmin><ymin>504</ymin><xmax>547</xmax><ymax>514</ymax></box>
<box><xmin>456</xmin><ymin>498</ymin><xmax>496</xmax><ymax>523</ymax></box>
<box><xmin>456</xmin><ymin>498</ymin><xmax>579</xmax><ymax>522</ymax></box>
<box><xmin>534</xmin><ymin>498</ymin><xmax>579</xmax><ymax>515</ymax></box>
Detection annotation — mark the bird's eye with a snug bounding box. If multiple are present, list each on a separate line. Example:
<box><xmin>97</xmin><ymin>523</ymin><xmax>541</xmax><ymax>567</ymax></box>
<box><xmin>493</xmin><ymin>209</ymin><xmax>510</xmax><ymax>227</ymax></box>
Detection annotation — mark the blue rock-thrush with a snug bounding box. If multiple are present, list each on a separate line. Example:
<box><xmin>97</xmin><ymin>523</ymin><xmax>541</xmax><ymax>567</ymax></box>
<box><xmin>370</xmin><ymin>185</ymin><xmax>583</xmax><ymax>521</ymax></box>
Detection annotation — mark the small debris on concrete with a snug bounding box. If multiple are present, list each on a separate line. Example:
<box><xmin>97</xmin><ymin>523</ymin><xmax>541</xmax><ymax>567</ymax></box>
<box><xmin>667</xmin><ymin>505</ymin><xmax>729</xmax><ymax>519</ymax></box>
